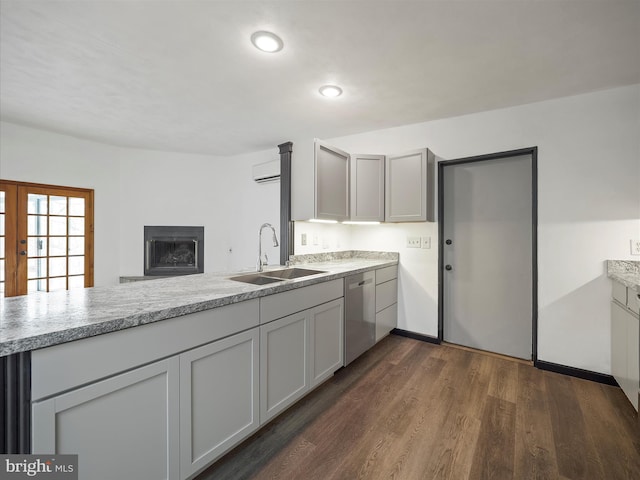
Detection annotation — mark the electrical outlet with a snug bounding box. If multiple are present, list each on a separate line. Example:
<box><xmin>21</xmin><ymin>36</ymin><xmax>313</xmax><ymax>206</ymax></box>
<box><xmin>301</xmin><ymin>233</ymin><xmax>307</xmax><ymax>246</ymax></box>
<box><xmin>421</xmin><ymin>236</ymin><xmax>431</xmax><ymax>249</ymax></box>
<box><xmin>631</xmin><ymin>239</ymin><xmax>640</xmax><ymax>255</ymax></box>
<box><xmin>406</xmin><ymin>236</ymin><xmax>421</xmax><ymax>248</ymax></box>
<box><xmin>313</xmin><ymin>235</ymin><xmax>319</xmax><ymax>246</ymax></box>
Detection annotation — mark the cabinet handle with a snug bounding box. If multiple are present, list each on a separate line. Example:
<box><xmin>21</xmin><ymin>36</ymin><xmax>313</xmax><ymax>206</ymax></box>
<box><xmin>20</xmin><ymin>250</ymin><xmax>27</xmax><ymax>256</ymax></box>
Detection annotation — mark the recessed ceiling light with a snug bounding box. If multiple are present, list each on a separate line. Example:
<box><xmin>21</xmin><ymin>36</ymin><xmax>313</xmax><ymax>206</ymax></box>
<box><xmin>319</xmin><ymin>85</ymin><xmax>343</xmax><ymax>98</ymax></box>
<box><xmin>250</xmin><ymin>31</ymin><xmax>283</xmax><ymax>53</ymax></box>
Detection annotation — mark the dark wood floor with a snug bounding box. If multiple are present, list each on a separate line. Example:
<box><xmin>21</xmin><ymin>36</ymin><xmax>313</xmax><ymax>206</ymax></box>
<box><xmin>197</xmin><ymin>335</ymin><xmax>640</xmax><ymax>480</ymax></box>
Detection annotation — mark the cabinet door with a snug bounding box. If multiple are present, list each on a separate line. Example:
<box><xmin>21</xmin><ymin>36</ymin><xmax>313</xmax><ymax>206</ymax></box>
<box><xmin>350</xmin><ymin>154</ymin><xmax>385</xmax><ymax>222</ymax></box>
<box><xmin>386</xmin><ymin>148</ymin><xmax>432</xmax><ymax>222</ymax></box>
<box><xmin>315</xmin><ymin>140</ymin><xmax>350</xmax><ymax>221</ymax></box>
<box><xmin>376</xmin><ymin>304</ymin><xmax>397</xmax><ymax>342</ymax></box>
<box><xmin>626</xmin><ymin>308</ymin><xmax>639</xmax><ymax>411</ymax></box>
<box><xmin>310</xmin><ymin>299</ymin><xmax>344</xmax><ymax>388</ymax></box>
<box><xmin>32</xmin><ymin>358</ymin><xmax>180</xmax><ymax>480</ymax></box>
<box><xmin>179</xmin><ymin>328</ymin><xmax>259</xmax><ymax>479</ymax></box>
<box><xmin>260</xmin><ymin>312</ymin><xmax>310</xmax><ymax>423</ymax></box>
<box><xmin>611</xmin><ymin>302</ymin><xmax>628</xmax><ymax>393</ymax></box>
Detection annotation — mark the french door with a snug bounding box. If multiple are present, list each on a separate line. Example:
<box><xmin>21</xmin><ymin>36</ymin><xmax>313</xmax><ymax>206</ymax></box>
<box><xmin>0</xmin><ymin>180</ymin><xmax>94</xmax><ymax>297</ymax></box>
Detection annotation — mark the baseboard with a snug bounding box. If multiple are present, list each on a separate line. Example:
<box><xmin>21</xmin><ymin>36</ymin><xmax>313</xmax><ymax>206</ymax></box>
<box><xmin>535</xmin><ymin>360</ymin><xmax>618</xmax><ymax>386</ymax></box>
<box><xmin>391</xmin><ymin>329</ymin><xmax>440</xmax><ymax>345</ymax></box>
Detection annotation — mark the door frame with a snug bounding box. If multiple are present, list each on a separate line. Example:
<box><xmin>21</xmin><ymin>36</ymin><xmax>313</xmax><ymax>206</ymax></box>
<box><xmin>437</xmin><ymin>147</ymin><xmax>538</xmax><ymax>362</ymax></box>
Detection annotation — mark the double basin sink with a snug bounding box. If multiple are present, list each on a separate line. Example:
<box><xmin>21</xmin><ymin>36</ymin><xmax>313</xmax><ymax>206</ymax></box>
<box><xmin>229</xmin><ymin>268</ymin><xmax>326</xmax><ymax>285</ymax></box>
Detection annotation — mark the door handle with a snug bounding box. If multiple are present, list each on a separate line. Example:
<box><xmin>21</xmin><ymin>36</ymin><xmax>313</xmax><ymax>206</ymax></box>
<box><xmin>445</xmin><ymin>265</ymin><xmax>452</xmax><ymax>271</ymax></box>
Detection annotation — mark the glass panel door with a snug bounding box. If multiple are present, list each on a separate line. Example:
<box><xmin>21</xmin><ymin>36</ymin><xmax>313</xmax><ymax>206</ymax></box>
<box><xmin>0</xmin><ymin>180</ymin><xmax>93</xmax><ymax>297</ymax></box>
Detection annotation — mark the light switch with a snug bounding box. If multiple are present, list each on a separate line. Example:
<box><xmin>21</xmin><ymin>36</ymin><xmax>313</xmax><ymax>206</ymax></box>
<box><xmin>301</xmin><ymin>233</ymin><xmax>307</xmax><ymax>246</ymax></box>
<box><xmin>406</xmin><ymin>236</ymin><xmax>421</xmax><ymax>248</ymax></box>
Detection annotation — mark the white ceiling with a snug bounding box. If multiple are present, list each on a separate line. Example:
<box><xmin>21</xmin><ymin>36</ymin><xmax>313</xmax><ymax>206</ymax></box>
<box><xmin>1</xmin><ymin>1</ymin><xmax>639</xmax><ymax>156</ymax></box>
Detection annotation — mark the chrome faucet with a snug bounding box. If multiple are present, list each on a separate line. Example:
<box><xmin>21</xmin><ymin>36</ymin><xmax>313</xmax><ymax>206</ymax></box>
<box><xmin>257</xmin><ymin>223</ymin><xmax>279</xmax><ymax>272</ymax></box>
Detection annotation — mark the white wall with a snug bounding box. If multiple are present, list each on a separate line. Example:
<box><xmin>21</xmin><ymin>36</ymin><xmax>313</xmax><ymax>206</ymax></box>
<box><xmin>0</xmin><ymin>121</ymin><xmax>282</xmax><ymax>286</ymax></box>
<box><xmin>0</xmin><ymin>121</ymin><xmax>122</xmax><ymax>286</ymax></box>
<box><xmin>117</xmin><ymin>147</ymin><xmax>281</xmax><ymax>275</ymax></box>
<box><xmin>298</xmin><ymin>84</ymin><xmax>640</xmax><ymax>374</ymax></box>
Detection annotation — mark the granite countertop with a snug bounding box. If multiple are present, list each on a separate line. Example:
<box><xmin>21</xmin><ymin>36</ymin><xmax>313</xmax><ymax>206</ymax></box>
<box><xmin>607</xmin><ymin>260</ymin><xmax>640</xmax><ymax>292</ymax></box>
<box><xmin>0</xmin><ymin>251</ymin><xmax>398</xmax><ymax>356</ymax></box>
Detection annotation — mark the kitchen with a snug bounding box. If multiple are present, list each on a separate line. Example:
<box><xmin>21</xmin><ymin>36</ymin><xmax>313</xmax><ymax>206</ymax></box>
<box><xmin>1</xmin><ymin>1</ymin><xmax>639</xmax><ymax>479</ymax></box>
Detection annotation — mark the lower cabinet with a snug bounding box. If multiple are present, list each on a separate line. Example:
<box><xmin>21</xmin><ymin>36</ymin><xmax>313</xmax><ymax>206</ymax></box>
<box><xmin>32</xmin><ymin>357</ymin><xmax>181</xmax><ymax>480</ymax></box>
<box><xmin>375</xmin><ymin>266</ymin><xmax>398</xmax><ymax>342</ymax></box>
<box><xmin>179</xmin><ymin>328</ymin><xmax>260</xmax><ymax>479</ymax></box>
<box><xmin>260</xmin><ymin>311</ymin><xmax>310</xmax><ymax>423</ymax></box>
<box><xmin>261</xmin><ymin>298</ymin><xmax>344</xmax><ymax>424</ymax></box>
<box><xmin>310</xmin><ymin>299</ymin><xmax>344</xmax><ymax>387</ymax></box>
<box><xmin>611</xmin><ymin>300</ymin><xmax>639</xmax><ymax>411</ymax></box>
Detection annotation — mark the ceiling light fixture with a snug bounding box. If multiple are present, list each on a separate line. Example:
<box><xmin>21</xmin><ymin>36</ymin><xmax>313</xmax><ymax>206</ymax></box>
<box><xmin>250</xmin><ymin>31</ymin><xmax>283</xmax><ymax>53</ymax></box>
<box><xmin>319</xmin><ymin>85</ymin><xmax>343</xmax><ymax>98</ymax></box>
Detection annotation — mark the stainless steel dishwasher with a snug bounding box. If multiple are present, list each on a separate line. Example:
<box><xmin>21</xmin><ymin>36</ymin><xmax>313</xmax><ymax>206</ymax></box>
<box><xmin>344</xmin><ymin>270</ymin><xmax>376</xmax><ymax>366</ymax></box>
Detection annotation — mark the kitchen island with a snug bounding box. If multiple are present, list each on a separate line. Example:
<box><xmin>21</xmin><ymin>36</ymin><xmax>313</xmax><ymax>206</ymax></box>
<box><xmin>1</xmin><ymin>251</ymin><xmax>398</xmax><ymax>480</ymax></box>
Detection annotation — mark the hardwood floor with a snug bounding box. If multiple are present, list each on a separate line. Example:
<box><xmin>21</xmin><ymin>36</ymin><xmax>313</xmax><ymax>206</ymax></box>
<box><xmin>196</xmin><ymin>335</ymin><xmax>640</xmax><ymax>480</ymax></box>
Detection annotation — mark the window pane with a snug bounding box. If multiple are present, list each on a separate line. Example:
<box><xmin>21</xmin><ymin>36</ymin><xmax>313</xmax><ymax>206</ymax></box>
<box><xmin>49</xmin><ymin>237</ymin><xmax>67</xmax><ymax>257</ymax></box>
<box><xmin>49</xmin><ymin>257</ymin><xmax>66</xmax><ymax>276</ymax></box>
<box><xmin>28</xmin><ymin>194</ymin><xmax>48</xmax><ymax>214</ymax></box>
<box><xmin>68</xmin><ymin>256</ymin><xmax>84</xmax><ymax>275</ymax></box>
<box><xmin>69</xmin><ymin>197</ymin><xmax>85</xmax><ymax>216</ymax></box>
<box><xmin>49</xmin><ymin>277</ymin><xmax>66</xmax><ymax>291</ymax></box>
<box><xmin>28</xmin><ymin>215</ymin><xmax>47</xmax><ymax>235</ymax></box>
<box><xmin>28</xmin><ymin>237</ymin><xmax>47</xmax><ymax>257</ymax></box>
<box><xmin>68</xmin><ymin>237</ymin><xmax>84</xmax><ymax>255</ymax></box>
<box><xmin>0</xmin><ymin>191</ymin><xmax>4</xmax><ymax>213</ymax></box>
<box><xmin>68</xmin><ymin>275</ymin><xmax>84</xmax><ymax>290</ymax></box>
<box><xmin>0</xmin><ymin>282</ymin><xmax>4</xmax><ymax>294</ymax></box>
<box><xmin>68</xmin><ymin>217</ymin><xmax>84</xmax><ymax>236</ymax></box>
<box><xmin>49</xmin><ymin>196</ymin><xmax>67</xmax><ymax>215</ymax></box>
<box><xmin>28</xmin><ymin>279</ymin><xmax>47</xmax><ymax>293</ymax></box>
<box><xmin>28</xmin><ymin>258</ymin><xmax>47</xmax><ymax>279</ymax></box>
<box><xmin>49</xmin><ymin>216</ymin><xmax>66</xmax><ymax>235</ymax></box>
<box><xmin>0</xmin><ymin>237</ymin><xmax>4</xmax><ymax>258</ymax></box>
<box><xmin>0</xmin><ymin>259</ymin><xmax>4</xmax><ymax>282</ymax></box>
<box><xmin>0</xmin><ymin>214</ymin><xmax>4</xmax><ymax>236</ymax></box>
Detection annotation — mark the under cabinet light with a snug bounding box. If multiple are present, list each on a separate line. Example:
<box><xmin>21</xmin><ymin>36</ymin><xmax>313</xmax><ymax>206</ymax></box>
<box><xmin>342</xmin><ymin>221</ymin><xmax>381</xmax><ymax>225</ymax></box>
<box><xmin>250</xmin><ymin>31</ymin><xmax>284</xmax><ymax>53</ymax></box>
<box><xmin>308</xmin><ymin>219</ymin><xmax>338</xmax><ymax>224</ymax></box>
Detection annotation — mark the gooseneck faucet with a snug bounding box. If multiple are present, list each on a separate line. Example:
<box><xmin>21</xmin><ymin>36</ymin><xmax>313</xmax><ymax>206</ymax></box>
<box><xmin>257</xmin><ymin>223</ymin><xmax>279</xmax><ymax>272</ymax></box>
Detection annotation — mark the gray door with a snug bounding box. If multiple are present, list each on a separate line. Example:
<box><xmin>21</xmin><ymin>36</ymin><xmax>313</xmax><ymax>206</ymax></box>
<box><xmin>442</xmin><ymin>154</ymin><xmax>533</xmax><ymax>360</ymax></box>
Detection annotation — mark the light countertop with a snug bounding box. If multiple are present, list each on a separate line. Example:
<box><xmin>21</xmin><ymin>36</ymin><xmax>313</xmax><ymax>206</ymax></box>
<box><xmin>0</xmin><ymin>251</ymin><xmax>398</xmax><ymax>356</ymax></box>
<box><xmin>607</xmin><ymin>260</ymin><xmax>640</xmax><ymax>292</ymax></box>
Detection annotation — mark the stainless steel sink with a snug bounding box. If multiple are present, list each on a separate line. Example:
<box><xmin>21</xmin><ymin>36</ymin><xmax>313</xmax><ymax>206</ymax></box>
<box><xmin>261</xmin><ymin>268</ymin><xmax>326</xmax><ymax>279</ymax></box>
<box><xmin>228</xmin><ymin>273</ymin><xmax>284</xmax><ymax>285</ymax></box>
<box><xmin>229</xmin><ymin>268</ymin><xmax>326</xmax><ymax>285</ymax></box>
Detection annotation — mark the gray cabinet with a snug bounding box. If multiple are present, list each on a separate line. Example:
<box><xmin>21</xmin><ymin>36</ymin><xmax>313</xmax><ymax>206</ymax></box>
<box><xmin>315</xmin><ymin>140</ymin><xmax>350</xmax><ymax>221</ymax></box>
<box><xmin>179</xmin><ymin>328</ymin><xmax>259</xmax><ymax>479</ymax></box>
<box><xmin>260</xmin><ymin>311</ymin><xmax>310</xmax><ymax>423</ymax></box>
<box><xmin>260</xmin><ymin>297</ymin><xmax>344</xmax><ymax>423</ymax></box>
<box><xmin>375</xmin><ymin>266</ymin><xmax>398</xmax><ymax>342</ymax></box>
<box><xmin>611</xmin><ymin>282</ymin><xmax>640</xmax><ymax>411</ymax></box>
<box><xmin>385</xmin><ymin>148</ymin><xmax>435</xmax><ymax>222</ymax></box>
<box><xmin>350</xmin><ymin>153</ymin><xmax>385</xmax><ymax>222</ymax></box>
<box><xmin>310</xmin><ymin>298</ymin><xmax>344</xmax><ymax>387</ymax></box>
<box><xmin>32</xmin><ymin>358</ymin><xmax>180</xmax><ymax>480</ymax></box>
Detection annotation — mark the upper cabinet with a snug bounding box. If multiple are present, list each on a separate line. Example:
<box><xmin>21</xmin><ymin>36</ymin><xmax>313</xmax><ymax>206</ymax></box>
<box><xmin>385</xmin><ymin>148</ymin><xmax>435</xmax><ymax>222</ymax></box>
<box><xmin>291</xmin><ymin>139</ymin><xmax>436</xmax><ymax>223</ymax></box>
<box><xmin>315</xmin><ymin>141</ymin><xmax>350</xmax><ymax>221</ymax></box>
<box><xmin>350</xmin><ymin>154</ymin><xmax>385</xmax><ymax>222</ymax></box>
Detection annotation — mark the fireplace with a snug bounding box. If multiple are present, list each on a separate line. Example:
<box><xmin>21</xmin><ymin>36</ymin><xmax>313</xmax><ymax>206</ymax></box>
<box><xmin>144</xmin><ymin>226</ymin><xmax>204</xmax><ymax>276</ymax></box>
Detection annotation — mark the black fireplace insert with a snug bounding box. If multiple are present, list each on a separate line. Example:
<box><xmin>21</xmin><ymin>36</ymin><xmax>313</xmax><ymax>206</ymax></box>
<box><xmin>144</xmin><ymin>226</ymin><xmax>204</xmax><ymax>276</ymax></box>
